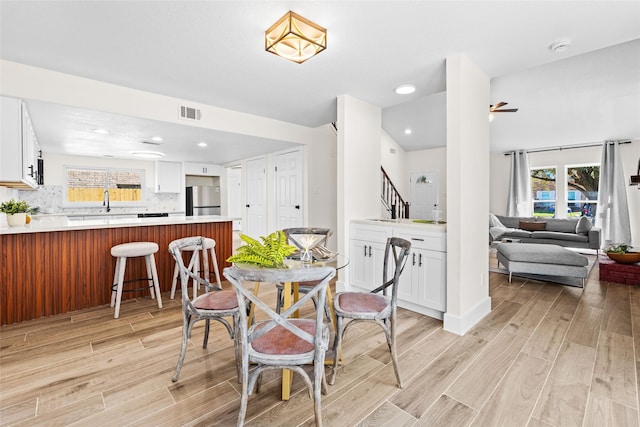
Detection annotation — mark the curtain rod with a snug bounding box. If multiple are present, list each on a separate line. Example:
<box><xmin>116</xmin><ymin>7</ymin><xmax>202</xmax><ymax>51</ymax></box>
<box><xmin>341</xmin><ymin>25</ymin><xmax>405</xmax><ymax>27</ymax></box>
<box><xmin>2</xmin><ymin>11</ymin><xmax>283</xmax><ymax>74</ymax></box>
<box><xmin>503</xmin><ymin>140</ymin><xmax>632</xmax><ymax>156</ymax></box>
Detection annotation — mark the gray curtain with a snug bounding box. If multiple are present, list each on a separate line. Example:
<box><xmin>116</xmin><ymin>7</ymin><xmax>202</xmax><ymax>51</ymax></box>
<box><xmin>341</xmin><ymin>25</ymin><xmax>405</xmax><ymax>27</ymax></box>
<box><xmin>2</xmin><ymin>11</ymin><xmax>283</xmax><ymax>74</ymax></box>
<box><xmin>596</xmin><ymin>140</ymin><xmax>631</xmax><ymax>247</ymax></box>
<box><xmin>506</xmin><ymin>150</ymin><xmax>532</xmax><ymax>217</ymax></box>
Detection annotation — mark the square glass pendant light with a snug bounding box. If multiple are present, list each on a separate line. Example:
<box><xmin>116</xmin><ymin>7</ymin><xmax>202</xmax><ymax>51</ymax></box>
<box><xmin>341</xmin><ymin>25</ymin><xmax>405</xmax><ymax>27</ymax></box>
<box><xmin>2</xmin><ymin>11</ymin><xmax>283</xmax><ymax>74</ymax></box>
<box><xmin>265</xmin><ymin>11</ymin><xmax>326</xmax><ymax>64</ymax></box>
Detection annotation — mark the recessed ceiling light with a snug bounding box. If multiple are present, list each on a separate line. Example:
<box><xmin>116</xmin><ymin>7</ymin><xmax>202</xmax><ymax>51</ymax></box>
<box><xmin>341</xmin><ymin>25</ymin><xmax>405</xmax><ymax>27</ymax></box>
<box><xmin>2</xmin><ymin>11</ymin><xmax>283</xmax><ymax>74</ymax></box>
<box><xmin>549</xmin><ymin>40</ymin><xmax>571</xmax><ymax>53</ymax></box>
<box><xmin>130</xmin><ymin>151</ymin><xmax>165</xmax><ymax>159</ymax></box>
<box><xmin>151</xmin><ymin>136</ymin><xmax>163</xmax><ymax>142</ymax></box>
<box><xmin>198</xmin><ymin>142</ymin><xmax>208</xmax><ymax>147</ymax></box>
<box><xmin>404</xmin><ymin>129</ymin><xmax>412</xmax><ymax>135</ymax></box>
<box><xmin>93</xmin><ymin>128</ymin><xmax>109</xmax><ymax>134</ymax></box>
<box><xmin>395</xmin><ymin>84</ymin><xmax>416</xmax><ymax>95</ymax></box>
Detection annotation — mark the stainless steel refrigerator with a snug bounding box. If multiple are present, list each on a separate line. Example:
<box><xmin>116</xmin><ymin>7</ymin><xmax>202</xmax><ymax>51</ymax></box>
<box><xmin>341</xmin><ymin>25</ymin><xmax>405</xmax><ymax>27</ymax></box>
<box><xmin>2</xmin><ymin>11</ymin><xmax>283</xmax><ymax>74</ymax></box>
<box><xmin>186</xmin><ymin>186</ymin><xmax>221</xmax><ymax>216</ymax></box>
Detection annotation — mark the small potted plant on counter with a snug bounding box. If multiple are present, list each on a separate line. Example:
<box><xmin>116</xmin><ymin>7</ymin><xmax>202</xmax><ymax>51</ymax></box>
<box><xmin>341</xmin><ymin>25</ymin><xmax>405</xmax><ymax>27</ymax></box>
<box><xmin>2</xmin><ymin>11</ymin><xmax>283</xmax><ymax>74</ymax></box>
<box><xmin>0</xmin><ymin>198</ymin><xmax>32</xmax><ymax>227</ymax></box>
<box><xmin>605</xmin><ymin>243</ymin><xmax>640</xmax><ymax>265</ymax></box>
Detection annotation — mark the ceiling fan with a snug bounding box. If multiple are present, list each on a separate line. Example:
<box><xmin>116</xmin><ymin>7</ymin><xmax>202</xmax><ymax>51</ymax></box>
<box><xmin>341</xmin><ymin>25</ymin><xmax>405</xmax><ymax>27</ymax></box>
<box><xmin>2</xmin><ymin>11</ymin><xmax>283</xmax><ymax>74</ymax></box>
<box><xmin>489</xmin><ymin>102</ymin><xmax>519</xmax><ymax>113</ymax></box>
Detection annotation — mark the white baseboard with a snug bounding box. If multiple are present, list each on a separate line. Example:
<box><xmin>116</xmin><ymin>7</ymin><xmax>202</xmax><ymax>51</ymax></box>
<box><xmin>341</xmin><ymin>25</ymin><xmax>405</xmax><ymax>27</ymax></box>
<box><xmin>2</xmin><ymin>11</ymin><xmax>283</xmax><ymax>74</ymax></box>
<box><xmin>443</xmin><ymin>296</ymin><xmax>492</xmax><ymax>336</ymax></box>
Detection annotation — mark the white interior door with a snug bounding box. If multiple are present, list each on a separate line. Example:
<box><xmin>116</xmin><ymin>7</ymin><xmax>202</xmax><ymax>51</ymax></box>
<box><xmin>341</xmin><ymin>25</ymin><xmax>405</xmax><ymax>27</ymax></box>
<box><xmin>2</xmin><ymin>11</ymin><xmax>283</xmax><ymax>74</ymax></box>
<box><xmin>275</xmin><ymin>149</ymin><xmax>303</xmax><ymax>230</ymax></box>
<box><xmin>226</xmin><ymin>166</ymin><xmax>242</xmax><ymax>230</ymax></box>
<box><xmin>410</xmin><ymin>170</ymin><xmax>439</xmax><ymax>219</ymax></box>
<box><xmin>245</xmin><ymin>157</ymin><xmax>267</xmax><ymax>239</ymax></box>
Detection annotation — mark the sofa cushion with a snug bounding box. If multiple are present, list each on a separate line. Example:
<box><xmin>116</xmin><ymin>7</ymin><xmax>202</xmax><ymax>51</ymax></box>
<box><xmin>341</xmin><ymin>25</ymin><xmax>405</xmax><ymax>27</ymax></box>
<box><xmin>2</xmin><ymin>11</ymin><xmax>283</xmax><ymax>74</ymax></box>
<box><xmin>531</xmin><ymin>231</ymin><xmax>589</xmax><ymax>242</ymax></box>
<box><xmin>497</xmin><ymin>215</ymin><xmax>535</xmax><ymax>229</ymax></box>
<box><xmin>519</xmin><ymin>221</ymin><xmax>546</xmax><ymax>231</ymax></box>
<box><xmin>575</xmin><ymin>216</ymin><xmax>592</xmax><ymax>235</ymax></box>
<box><xmin>544</xmin><ymin>218</ymin><xmax>580</xmax><ymax>233</ymax></box>
<box><xmin>501</xmin><ymin>229</ymin><xmax>533</xmax><ymax>239</ymax></box>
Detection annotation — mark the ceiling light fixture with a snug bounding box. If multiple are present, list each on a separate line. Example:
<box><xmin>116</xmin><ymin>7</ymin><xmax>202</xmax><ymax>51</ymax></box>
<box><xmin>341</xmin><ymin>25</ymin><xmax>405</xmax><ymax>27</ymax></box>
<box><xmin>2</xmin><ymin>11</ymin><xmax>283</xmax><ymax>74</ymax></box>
<box><xmin>265</xmin><ymin>11</ymin><xmax>326</xmax><ymax>64</ymax></box>
<box><xmin>93</xmin><ymin>128</ymin><xmax>109</xmax><ymax>134</ymax></box>
<box><xmin>130</xmin><ymin>151</ymin><xmax>165</xmax><ymax>159</ymax></box>
<box><xmin>404</xmin><ymin>129</ymin><xmax>412</xmax><ymax>135</ymax></box>
<box><xmin>395</xmin><ymin>84</ymin><xmax>416</xmax><ymax>95</ymax></box>
<box><xmin>198</xmin><ymin>142</ymin><xmax>207</xmax><ymax>147</ymax></box>
<box><xmin>151</xmin><ymin>136</ymin><xmax>163</xmax><ymax>142</ymax></box>
<box><xmin>549</xmin><ymin>40</ymin><xmax>571</xmax><ymax>53</ymax></box>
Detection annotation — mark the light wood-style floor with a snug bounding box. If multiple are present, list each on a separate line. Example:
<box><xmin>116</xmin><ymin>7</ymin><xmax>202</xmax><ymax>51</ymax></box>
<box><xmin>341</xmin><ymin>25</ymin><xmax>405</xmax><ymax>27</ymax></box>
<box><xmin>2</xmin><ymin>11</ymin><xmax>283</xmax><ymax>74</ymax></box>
<box><xmin>2</xmin><ymin>252</ymin><xmax>640</xmax><ymax>426</ymax></box>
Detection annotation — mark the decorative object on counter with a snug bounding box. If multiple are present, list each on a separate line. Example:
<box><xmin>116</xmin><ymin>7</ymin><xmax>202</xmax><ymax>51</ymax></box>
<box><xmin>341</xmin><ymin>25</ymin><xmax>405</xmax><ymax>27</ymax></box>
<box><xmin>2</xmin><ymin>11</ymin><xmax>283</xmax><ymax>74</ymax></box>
<box><xmin>226</xmin><ymin>230</ymin><xmax>296</xmax><ymax>268</ymax></box>
<box><xmin>605</xmin><ymin>243</ymin><xmax>640</xmax><ymax>264</ymax></box>
<box><xmin>0</xmin><ymin>198</ymin><xmax>32</xmax><ymax>226</ymax></box>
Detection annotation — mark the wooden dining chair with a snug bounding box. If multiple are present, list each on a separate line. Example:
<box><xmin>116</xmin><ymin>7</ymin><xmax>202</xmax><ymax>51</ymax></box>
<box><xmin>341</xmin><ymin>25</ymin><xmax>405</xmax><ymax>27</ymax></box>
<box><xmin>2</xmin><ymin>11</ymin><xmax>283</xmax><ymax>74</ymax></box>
<box><xmin>329</xmin><ymin>237</ymin><xmax>411</xmax><ymax>388</ymax></box>
<box><xmin>223</xmin><ymin>265</ymin><xmax>336</xmax><ymax>427</ymax></box>
<box><xmin>168</xmin><ymin>236</ymin><xmax>240</xmax><ymax>383</ymax></box>
<box><xmin>275</xmin><ymin>227</ymin><xmax>333</xmax><ymax>317</ymax></box>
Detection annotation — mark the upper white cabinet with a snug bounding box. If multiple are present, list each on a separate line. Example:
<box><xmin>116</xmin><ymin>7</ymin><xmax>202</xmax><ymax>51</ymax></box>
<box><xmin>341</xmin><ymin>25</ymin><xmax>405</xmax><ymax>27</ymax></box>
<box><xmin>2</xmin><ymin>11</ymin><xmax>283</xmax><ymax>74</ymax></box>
<box><xmin>0</xmin><ymin>96</ymin><xmax>41</xmax><ymax>189</ymax></box>
<box><xmin>184</xmin><ymin>162</ymin><xmax>222</xmax><ymax>176</ymax></box>
<box><xmin>154</xmin><ymin>161</ymin><xmax>182</xmax><ymax>193</ymax></box>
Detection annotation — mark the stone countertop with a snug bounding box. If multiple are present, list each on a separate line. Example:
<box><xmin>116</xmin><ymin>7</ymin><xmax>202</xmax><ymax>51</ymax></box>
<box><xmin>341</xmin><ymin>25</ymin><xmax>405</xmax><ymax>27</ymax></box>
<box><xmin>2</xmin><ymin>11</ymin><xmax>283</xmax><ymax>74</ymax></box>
<box><xmin>0</xmin><ymin>215</ymin><xmax>234</xmax><ymax>235</ymax></box>
<box><xmin>352</xmin><ymin>218</ymin><xmax>447</xmax><ymax>232</ymax></box>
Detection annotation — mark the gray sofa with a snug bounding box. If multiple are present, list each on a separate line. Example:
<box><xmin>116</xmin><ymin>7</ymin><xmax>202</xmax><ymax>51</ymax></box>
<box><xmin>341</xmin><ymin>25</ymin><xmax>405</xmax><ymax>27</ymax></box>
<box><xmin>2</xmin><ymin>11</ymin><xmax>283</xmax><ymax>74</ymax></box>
<box><xmin>490</xmin><ymin>214</ymin><xmax>601</xmax><ymax>250</ymax></box>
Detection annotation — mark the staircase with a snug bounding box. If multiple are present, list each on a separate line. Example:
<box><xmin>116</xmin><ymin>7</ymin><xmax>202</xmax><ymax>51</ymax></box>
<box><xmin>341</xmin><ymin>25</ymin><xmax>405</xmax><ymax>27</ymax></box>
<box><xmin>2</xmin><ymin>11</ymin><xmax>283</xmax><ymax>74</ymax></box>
<box><xmin>381</xmin><ymin>166</ymin><xmax>409</xmax><ymax>219</ymax></box>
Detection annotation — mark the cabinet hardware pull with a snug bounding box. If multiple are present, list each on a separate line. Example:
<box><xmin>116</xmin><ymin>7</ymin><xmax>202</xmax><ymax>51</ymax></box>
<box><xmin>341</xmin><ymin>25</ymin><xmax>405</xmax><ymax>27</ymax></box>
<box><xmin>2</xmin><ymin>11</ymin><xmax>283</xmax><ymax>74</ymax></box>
<box><xmin>411</xmin><ymin>238</ymin><xmax>424</xmax><ymax>241</ymax></box>
<box><xmin>28</xmin><ymin>165</ymin><xmax>34</xmax><ymax>177</ymax></box>
<box><xmin>368</xmin><ymin>245</ymin><xmax>372</xmax><ymax>257</ymax></box>
<box><xmin>419</xmin><ymin>253</ymin><xmax>423</xmax><ymax>267</ymax></box>
<box><xmin>412</xmin><ymin>252</ymin><xmax>416</xmax><ymax>266</ymax></box>
<box><xmin>364</xmin><ymin>246</ymin><xmax>368</xmax><ymax>257</ymax></box>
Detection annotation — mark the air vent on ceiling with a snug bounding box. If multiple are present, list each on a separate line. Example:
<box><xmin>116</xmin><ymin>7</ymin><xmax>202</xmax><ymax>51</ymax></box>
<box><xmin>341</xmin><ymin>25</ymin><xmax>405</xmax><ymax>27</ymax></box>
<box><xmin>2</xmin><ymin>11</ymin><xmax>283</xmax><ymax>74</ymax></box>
<box><xmin>141</xmin><ymin>140</ymin><xmax>162</xmax><ymax>146</ymax></box>
<box><xmin>179</xmin><ymin>104</ymin><xmax>201</xmax><ymax>121</ymax></box>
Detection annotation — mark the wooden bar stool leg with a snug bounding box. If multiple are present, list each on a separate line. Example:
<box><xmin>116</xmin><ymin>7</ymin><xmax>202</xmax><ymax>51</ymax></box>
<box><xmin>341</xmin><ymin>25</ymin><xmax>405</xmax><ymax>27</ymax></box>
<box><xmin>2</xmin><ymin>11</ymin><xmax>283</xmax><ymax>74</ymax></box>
<box><xmin>113</xmin><ymin>256</ymin><xmax>127</xmax><ymax>319</ymax></box>
<box><xmin>145</xmin><ymin>255</ymin><xmax>156</xmax><ymax>300</ymax></box>
<box><xmin>111</xmin><ymin>257</ymin><xmax>121</xmax><ymax>308</ymax></box>
<box><xmin>148</xmin><ymin>253</ymin><xmax>162</xmax><ymax>309</ymax></box>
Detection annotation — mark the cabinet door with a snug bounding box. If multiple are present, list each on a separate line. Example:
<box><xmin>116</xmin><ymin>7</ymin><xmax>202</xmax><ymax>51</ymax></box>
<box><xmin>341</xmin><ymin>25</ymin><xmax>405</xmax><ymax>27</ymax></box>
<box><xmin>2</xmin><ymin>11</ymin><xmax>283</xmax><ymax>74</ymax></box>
<box><xmin>349</xmin><ymin>239</ymin><xmax>370</xmax><ymax>290</ymax></box>
<box><xmin>416</xmin><ymin>249</ymin><xmax>446</xmax><ymax>311</ymax></box>
<box><xmin>155</xmin><ymin>161</ymin><xmax>182</xmax><ymax>193</ymax></box>
<box><xmin>21</xmin><ymin>105</ymin><xmax>38</xmax><ymax>188</ymax></box>
<box><xmin>368</xmin><ymin>240</ymin><xmax>388</xmax><ymax>291</ymax></box>
<box><xmin>397</xmin><ymin>249</ymin><xmax>417</xmax><ymax>302</ymax></box>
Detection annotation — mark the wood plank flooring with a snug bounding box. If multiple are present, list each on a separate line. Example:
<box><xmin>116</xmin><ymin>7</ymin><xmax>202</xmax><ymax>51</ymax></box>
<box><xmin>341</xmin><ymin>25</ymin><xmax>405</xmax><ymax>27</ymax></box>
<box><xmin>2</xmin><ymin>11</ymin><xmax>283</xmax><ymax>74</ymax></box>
<box><xmin>2</xmin><ymin>251</ymin><xmax>640</xmax><ymax>426</ymax></box>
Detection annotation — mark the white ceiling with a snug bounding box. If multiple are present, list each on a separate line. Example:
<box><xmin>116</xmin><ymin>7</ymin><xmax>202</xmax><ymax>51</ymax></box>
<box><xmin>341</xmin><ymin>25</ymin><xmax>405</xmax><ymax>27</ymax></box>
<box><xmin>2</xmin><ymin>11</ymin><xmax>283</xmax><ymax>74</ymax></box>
<box><xmin>1</xmin><ymin>1</ymin><xmax>639</xmax><ymax>162</ymax></box>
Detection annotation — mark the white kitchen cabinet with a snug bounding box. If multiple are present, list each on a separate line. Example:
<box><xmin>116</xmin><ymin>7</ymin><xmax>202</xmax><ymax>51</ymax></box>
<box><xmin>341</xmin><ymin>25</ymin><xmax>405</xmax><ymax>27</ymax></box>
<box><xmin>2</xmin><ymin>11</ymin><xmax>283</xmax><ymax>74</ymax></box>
<box><xmin>349</xmin><ymin>223</ymin><xmax>392</xmax><ymax>291</ymax></box>
<box><xmin>349</xmin><ymin>220</ymin><xmax>447</xmax><ymax>320</ymax></box>
<box><xmin>0</xmin><ymin>96</ymin><xmax>41</xmax><ymax>189</ymax></box>
<box><xmin>395</xmin><ymin>229</ymin><xmax>447</xmax><ymax>315</ymax></box>
<box><xmin>154</xmin><ymin>161</ymin><xmax>182</xmax><ymax>193</ymax></box>
<box><xmin>184</xmin><ymin>162</ymin><xmax>222</xmax><ymax>176</ymax></box>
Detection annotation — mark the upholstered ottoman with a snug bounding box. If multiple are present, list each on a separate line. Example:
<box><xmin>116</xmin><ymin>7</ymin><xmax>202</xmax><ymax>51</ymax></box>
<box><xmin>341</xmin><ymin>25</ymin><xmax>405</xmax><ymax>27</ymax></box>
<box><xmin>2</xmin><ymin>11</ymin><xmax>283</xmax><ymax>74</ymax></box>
<box><xmin>496</xmin><ymin>242</ymin><xmax>589</xmax><ymax>287</ymax></box>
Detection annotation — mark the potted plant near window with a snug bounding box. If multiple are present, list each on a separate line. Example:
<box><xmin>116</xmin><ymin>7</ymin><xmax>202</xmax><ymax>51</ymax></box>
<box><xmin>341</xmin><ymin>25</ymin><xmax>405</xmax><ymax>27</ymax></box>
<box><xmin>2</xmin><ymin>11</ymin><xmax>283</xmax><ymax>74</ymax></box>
<box><xmin>0</xmin><ymin>198</ymin><xmax>31</xmax><ymax>227</ymax></box>
<box><xmin>605</xmin><ymin>243</ymin><xmax>640</xmax><ymax>265</ymax></box>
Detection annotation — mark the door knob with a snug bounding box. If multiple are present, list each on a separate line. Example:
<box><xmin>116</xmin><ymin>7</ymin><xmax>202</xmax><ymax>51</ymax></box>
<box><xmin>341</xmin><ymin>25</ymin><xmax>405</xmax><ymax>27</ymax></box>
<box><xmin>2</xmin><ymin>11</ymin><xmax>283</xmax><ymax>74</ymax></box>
<box><xmin>295</xmin><ymin>205</ymin><xmax>300</xmax><ymax>209</ymax></box>
<box><xmin>246</xmin><ymin>204</ymin><xmax>250</xmax><ymax>208</ymax></box>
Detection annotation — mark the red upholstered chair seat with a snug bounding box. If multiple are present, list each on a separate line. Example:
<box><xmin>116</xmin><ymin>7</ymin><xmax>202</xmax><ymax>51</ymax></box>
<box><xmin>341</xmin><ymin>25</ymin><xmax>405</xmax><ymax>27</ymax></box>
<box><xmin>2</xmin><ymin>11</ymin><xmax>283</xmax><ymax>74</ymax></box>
<box><xmin>335</xmin><ymin>292</ymin><xmax>389</xmax><ymax>314</ymax></box>
<box><xmin>251</xmin><ymin>319</ymin><xmax>317</xmax><ymax>354</ymax></box>
<box><xmin>193</xmin><ymin>290</ymin><xmax>239</xmax><ymax>311</ymax></box>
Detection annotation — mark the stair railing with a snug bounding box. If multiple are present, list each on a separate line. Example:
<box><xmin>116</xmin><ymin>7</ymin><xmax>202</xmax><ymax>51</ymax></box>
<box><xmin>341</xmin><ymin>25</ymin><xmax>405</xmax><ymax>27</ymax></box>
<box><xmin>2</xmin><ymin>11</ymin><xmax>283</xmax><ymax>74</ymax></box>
<box><xmin>381</xmin><ymin>166</ymin><xmax>409</xmax><ymax>219</ymax></box>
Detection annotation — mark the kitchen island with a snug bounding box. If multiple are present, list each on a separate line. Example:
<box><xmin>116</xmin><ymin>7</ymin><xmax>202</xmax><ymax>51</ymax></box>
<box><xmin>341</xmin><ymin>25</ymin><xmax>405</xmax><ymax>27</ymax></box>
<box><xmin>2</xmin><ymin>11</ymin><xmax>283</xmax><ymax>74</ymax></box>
<box><xmin>0</xmin><ymin>215</ymin><xmax>233</xmax><ymax>324</ymax></box>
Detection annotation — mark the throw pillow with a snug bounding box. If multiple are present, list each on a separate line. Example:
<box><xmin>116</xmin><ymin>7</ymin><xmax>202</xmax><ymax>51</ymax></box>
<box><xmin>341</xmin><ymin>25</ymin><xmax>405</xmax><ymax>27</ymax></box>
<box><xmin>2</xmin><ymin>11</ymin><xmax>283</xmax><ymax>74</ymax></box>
<box><xmin>575</xmin><ymin>216</ymin><xmax>593</xmax><ymax>235</ymax></box>
<box><xmin>489</xmin><ymin>213</ymin><xmax>505</xmax><ymax>228</ymax></box>
<box><xmin>519</xmin><ymin>221</ymin><xmax>546</xmax><ymax>231</ymax></box>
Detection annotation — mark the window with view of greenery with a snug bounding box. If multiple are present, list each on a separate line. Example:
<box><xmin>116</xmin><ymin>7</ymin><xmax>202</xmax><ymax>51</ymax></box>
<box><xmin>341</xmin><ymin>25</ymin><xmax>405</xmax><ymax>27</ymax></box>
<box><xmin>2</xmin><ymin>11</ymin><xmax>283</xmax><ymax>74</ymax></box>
<box><xmin>566</xmin><ymin>164</ymin><xmax>599</xmax><ymax>221</ymax></box>
<box><xmin>531</xmin><ymin>167</ymin><xmax>556</xmax><ymax>217</ymax></box>
<box><xmin>65</xmin><ymin>167</ymin><xmax>144</xmax><ymax>205</ymax></box>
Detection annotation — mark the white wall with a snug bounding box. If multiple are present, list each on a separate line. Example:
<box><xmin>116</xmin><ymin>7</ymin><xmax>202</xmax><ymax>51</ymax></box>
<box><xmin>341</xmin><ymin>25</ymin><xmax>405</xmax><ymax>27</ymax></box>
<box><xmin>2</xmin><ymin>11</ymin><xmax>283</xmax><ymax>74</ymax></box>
<box><xmin>337</xmin><ymin>95</ymin><xmax>382</xmax><ymax>287</ymax></box>
<box><xmin>381</xmin><ymin>130</ymin><xmax>408</xmax><ymax>196</ymax></box>
<box><xmin>444</xmin><ymin>54</ymin><xmax>491</xmax><ymax>335</ymax></box>
<box><xmin>406</xmin><ymin>147</ymin><xmax>447</xmax><ymax>220</ymax></box>
<box><xmin>490</xmin><ymin>140</ymin><xmax>640</xmax><ymax>247</ymax></box>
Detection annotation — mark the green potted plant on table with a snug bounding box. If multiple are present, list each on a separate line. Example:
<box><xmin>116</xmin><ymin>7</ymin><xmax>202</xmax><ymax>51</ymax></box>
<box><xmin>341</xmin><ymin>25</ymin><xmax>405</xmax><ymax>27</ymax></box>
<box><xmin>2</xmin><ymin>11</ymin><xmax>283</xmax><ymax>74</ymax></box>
<box><xmin>0</xmin><ymin>198</ymin><xmax>32</xmax><ymax>227</ymax></box>
<box><xmin>605</xmin><ymin>243</ymin><xmax>640</xmax><ymax>265</ymax></box>
<box><xmin>227</xmin><ymin>230</ymin><xmax>296</xmax><ymax>268</ymax></box>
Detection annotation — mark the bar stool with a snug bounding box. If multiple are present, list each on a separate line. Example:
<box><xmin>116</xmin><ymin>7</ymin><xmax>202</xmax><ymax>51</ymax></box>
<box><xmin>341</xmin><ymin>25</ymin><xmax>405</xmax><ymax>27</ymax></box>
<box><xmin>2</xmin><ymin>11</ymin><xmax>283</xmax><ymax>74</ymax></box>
<box><xmin>110</xmin><ymin>241</ymin><xmax>163</xmax><ymax>319</ymax></box>
<box><xmin>170</xmin><ymin>237</ymin><xmax>221</xmax><ymax>300</ymax></box>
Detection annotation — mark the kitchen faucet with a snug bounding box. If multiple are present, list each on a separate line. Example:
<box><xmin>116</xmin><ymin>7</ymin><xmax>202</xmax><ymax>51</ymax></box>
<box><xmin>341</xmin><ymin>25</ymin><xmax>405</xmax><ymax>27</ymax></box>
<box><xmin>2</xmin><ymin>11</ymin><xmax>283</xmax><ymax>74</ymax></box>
<box><xmin>103</xmin><ymin>190</ymin><xmax>111</xmax><ymax>212</ymax></box>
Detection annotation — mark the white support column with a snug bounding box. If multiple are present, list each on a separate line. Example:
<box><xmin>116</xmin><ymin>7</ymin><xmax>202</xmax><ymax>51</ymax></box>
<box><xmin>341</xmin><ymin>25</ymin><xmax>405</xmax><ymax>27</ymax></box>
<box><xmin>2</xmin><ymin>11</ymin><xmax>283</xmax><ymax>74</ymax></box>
<box><xmin>443</xmin><ymin>54</ymin><xmax>492</xmax><ymax>335</ymax></box>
